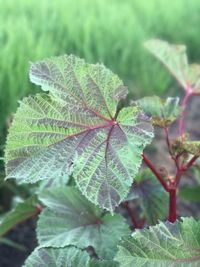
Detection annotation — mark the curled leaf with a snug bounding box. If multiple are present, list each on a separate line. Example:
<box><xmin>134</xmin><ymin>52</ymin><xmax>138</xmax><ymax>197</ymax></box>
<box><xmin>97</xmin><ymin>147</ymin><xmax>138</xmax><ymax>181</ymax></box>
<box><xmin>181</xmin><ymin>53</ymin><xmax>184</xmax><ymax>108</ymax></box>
<box><xmin>145</xmin><ymin>39</ymin><xmax>200</xmax><ymax>93</ymax></box>
<box><xmin>137</xmin><ymin>96</ymin><xmax>181</xmax><ymax>127</ymax></box>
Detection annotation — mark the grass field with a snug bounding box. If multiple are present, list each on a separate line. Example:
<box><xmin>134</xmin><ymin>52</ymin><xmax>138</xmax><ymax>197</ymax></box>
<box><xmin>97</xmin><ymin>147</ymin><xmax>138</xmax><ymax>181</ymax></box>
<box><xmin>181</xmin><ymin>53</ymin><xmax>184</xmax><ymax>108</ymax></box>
<box><xmin>1</xmin><ymin>0</ymin><xmax>200</xmax><ymax>143</ymax></box>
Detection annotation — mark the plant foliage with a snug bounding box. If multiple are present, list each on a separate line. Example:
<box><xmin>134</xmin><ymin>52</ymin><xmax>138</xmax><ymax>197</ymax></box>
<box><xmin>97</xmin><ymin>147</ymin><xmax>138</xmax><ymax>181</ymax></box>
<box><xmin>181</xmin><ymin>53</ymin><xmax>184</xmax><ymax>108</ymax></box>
<box><xmin>5</xmin><ymin>54</ymin><xmax>153</xmax><ymax>212</ymax></box>
<box><xmin>23</xmin><ymin>247</ymin><xmax>90</xmax><ymax>267</ymax></box>
<box><xmin>137</xmin><ymin>96</ymin><xmax>181</xmax><ymax>127</ymax></box>
<box><xmin>115</xmin><ymin>218</ymin><xmax>200</xmax><ymax>267</ymax></box>
<box><xmin>1</xmin><ymin>40</ymin><xmax>200</xmax><ymax>266</ymax></box>
<box><xmin>127</xmin><ymin>170</ymin><xmax>168</xmax><ymax>224</ymax></box>
<box><xmin>144</xmin><ymin>39</ymin><xmax>200</xmax><ymax>93</ymax></box>
<box><xmin>37</xmin><ymin>187</ymin><xmax>130</xmax><ymax>260</ymax></box>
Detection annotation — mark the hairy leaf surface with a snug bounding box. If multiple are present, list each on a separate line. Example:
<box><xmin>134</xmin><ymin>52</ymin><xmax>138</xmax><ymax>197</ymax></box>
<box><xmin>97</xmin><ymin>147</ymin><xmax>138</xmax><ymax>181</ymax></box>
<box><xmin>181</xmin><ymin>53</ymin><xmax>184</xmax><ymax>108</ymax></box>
<box><xmin>115</xmin><ymin>217</ymin><xmax>200</xmax><ymax>267</ymax></box>
<box><xmin>37</xmin><ymin>187</ymin><xmax>130</xmax><ymax>260</ymax></box>
<box><xmin>137</xmin><ymin>96</ymin><xmax>181</xmax><ymax>127</ymax></box>
<box><xmin>5</xmin><ymin>54</ymin><xmax>153</xmax><ymax>212</ymax></box>
<box><xmin>0</xmin><ymin>196</ymin><xmax>38</xmax><ymax>236</ymax></box>
<box><xmin>23</xmin><ymin>247</ymin><xmax>90</xmax><ymax>267</ymax></box>
<box><xmin>145</xmin><ymin>39</ymin><xmax>200</xmax><ymax>93</ymax></box>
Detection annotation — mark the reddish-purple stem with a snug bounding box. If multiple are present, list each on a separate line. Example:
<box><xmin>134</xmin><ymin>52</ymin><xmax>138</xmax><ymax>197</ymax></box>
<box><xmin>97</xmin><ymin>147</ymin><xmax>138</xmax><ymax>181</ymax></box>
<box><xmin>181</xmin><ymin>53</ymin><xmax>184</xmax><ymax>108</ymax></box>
<box><xmin>142</xmin><ymin>154</ymin><xmax>169</xmax><ymax>191</ymax></box>
<box><xmin>168</xmin><ymin>187</ymin><xmax>177</xmax><ymax>223</ymax></box>
<box><xmin>124</xmin><ymin>201</ymin><xmax>140</xmax><ymax>228</ymax></box>
<box><xmin>175</xmin><ymin>155</ymin><xmax>199</xmax><ymax>186</ymax></box>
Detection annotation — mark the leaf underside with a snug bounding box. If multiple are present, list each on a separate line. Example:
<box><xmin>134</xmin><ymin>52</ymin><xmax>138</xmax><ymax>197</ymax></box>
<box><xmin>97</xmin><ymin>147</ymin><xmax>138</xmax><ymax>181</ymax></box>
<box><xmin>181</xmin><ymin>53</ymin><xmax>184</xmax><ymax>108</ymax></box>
<box><xmin>137</xmin><ymin>96</ymin><xmax>181</xmax><ymax>127</ymax></box>
<box><xmin>5</xmin><ymin>54</ymin><xmax>153</xmax><ymax>212</ymax></box>
<box><xmin>144</xmin><ymin>39</ymin><xmax>200</xmax><ymax>93</ymax></box>
<box><xmin>37</xmin><ymin>187</ymin><xmax>130</xmax><ymax>260</ymax></box>
<box><xmin>115</xmin><ymin>217</ymin><xmax>200</xmax><ymax>267</ymax></box>
<box><xmin>23</xmin><ymin>247</ymin><xmax>90</xmax><ymax>267</ymax></box>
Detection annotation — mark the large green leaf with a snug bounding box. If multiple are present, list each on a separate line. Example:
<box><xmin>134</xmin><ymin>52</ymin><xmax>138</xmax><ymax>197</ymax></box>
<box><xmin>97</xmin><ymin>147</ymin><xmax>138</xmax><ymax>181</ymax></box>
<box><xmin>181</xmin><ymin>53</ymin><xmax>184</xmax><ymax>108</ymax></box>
<box><xmin>145</xmin><ymin>39</ymin><xmax>200</xmax><ymax>93</ymax></box>
<box><xmin>5</xmin><ymin>54</ymin><xmax>154</xmax><ymax>212</ymax></box>
<box><xmin>115</xmin><ymin>217</ymin><xmax>200</xmax><ymax>267</ymax></box>
<box><xmin>127</xmin><ymin>169</ymin><xmax>168</xmax><ymax>224</ymax></box>
<box><xmin>37</xmin><ymin>186</ymin><xmax>130</xmax><ymax>260</ymax></box>
<box><xmin>23</xmin><ymin>246</ymin><xmax>90</xmax><ymax>267</ymax></box>
<box><xmin>137</xmin><ymin>96</ymin><xmax>181</xmax><ymax>127</ymax></box>
<box><xmin>0</xmin><ymin>196</ymin><xmax>38</xmax><ymax>236</ymax></box>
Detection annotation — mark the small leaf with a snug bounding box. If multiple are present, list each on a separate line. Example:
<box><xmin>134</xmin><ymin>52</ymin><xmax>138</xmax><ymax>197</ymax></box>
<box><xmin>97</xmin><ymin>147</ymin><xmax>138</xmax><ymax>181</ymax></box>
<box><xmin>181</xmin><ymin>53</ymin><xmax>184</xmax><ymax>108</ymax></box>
<box><xmin>182</xmin><ymin>141</ymin><xmax>200</xmax><ymax>156</ymax></box>
<box><xmin>23</xmin><ymin>246</ymin><xmax>90</xmax><ymax>267</ymax></box>
<box><xmin>5</xmin><ymin>54</ymin><xmax>154</xmax><ymax>212</ymax></box>
<box><xmin>180</xmin><ymin>186</ymin><xmax>200</xmax><ymax>202</ymax></box>
<box><xmin>137</xmin><ymin>96</ymin><xmax>181</xmax><ymax>127</ymax></box>
<box><xmin>145</xmin><ymin>39</ymin><xmax>200</xmax><ymax>93</ymax></box>
<box><xmin>115</xmin><ymin>217</ymin><xmax>200</xmax><ymax>267</ymax></box>
<box><xmin>171</xmin><ymin>135</ymin><xmax>200</xmax><ymax>157</ymax></box>
<box><xmin>127</xmin><ymin>169</ymin><xmax>168</xmax><ymax>224</ymax></box>
<box><xmin>37</xmin><ymin>186</ymin><xmax>130</xmax><ymax>260</ymax></box>
<box><xmin>0</xmin><ymin>196</ymin><xmax>38</xmax><ymax>236</ymax></box>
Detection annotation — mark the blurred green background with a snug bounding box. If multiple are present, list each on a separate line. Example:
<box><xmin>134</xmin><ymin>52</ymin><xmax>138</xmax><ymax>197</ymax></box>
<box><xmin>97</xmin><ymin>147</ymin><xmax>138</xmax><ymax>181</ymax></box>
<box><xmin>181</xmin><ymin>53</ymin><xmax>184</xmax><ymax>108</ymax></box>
<box><xmin>1</xmin><ymin>0</ymin><xmax>200</xmax><ymax>146</ymax></box>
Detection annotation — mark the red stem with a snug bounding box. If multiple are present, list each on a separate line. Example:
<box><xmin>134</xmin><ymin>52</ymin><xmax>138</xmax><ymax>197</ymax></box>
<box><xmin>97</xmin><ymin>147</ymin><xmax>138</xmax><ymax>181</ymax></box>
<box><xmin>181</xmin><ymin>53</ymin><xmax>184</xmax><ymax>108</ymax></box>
<box><xmin>124</xmin><ymin>201</ymin><xmax>140</xmax><ymax>228</ymax></box>
<box><xmin>142</xmin><ymin>154</ymin><xmax>169</xmax><ymax>191</ymax></box>
<box><xmin>186</xmin><ymin>155</ymin><xmax>199</xmax><ymax>169</ymax></box>
<box><xmin>168</xmin><ymin>187</ymin><xmax>177</xmax><ymax>223</ymax></box>
<box><xmin>175</xmin><ymin>155</ymin><xmax>199</xmax><ymax>186</ymax></box>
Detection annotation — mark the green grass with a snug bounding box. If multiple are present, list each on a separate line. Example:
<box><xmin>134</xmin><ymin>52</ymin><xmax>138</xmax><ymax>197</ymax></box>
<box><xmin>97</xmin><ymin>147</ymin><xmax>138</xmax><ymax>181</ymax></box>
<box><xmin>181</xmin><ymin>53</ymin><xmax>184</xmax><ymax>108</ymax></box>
<box><xmin>1</xmin><ymin>0</ymin><xmax>200</xmax><ymax>143</ymax></box>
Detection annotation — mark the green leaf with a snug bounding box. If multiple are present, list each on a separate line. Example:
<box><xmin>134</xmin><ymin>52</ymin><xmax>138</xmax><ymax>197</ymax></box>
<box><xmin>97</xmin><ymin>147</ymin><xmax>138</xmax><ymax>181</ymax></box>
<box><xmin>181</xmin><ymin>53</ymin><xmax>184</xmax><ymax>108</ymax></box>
<box><xmin>38</xmin><ymin>173</ymin><xmax>70</xmax><ymax>192</ymax></box>
<box><xmin>0</xmin><ymin>237</ymin><xmax>26</xmax><ymax>251</ymax></box>
<box><xmin>179</xmin><ymin>186</ymin><xmax>200</xmax><ymax>202</ymax></box>
<box><xmin>115</xmin><ymin>217</ymin><xmax>200</xmax><ymax>267</ymax></box>
<box><xmin>182</xmin><ymin>141</ymin><xmax>200</xmax><ymax>156</ymax></box>
<box><xmin>23</xmin><ymin>246</ymin><xmax>90</xmax><ymax>267</ymax></box>
<box><xmin>0</xmin><ymin>196</ymin><xmax>38</xmax><ymax>236</ymax></box>
<box><xmin>5</xmin><ymin>54</ymin><xmax>154</xmax><ymax>212</ymax></box>
<box><xmin>89</xmin><ymin>259</ymin><xmax>119</xmax><ymax>267</ymax></box>
<box><xmin>127</xmin><ymin>169</ymin><xmax>168</xmax><ymax>224</ymax></box>
<box><xmin>144</xmin><ymin>39</ymin><xmax>200</xmax><ymax>93</ymax></box>
<box><xmin>37</xmin><ymin>186</ymin><xmax>130</xmax><ymax>260</ymax></box>
<box><xmin>137</xmin><ymin>96</ymin><xmax>181</xmax><ymax>127</ymax></box>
